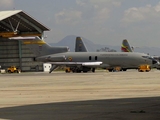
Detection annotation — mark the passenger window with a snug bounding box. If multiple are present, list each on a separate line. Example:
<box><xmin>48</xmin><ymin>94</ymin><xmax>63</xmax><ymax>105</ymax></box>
<box><xmin>89</xmin><ymin>56</ymin><xmax>91</xmax><ymax>60</ymax></box>
<box><xmin>95</xmin><ymin>56</ymin><xmax>97</xmax><ymax>60</ymax></box>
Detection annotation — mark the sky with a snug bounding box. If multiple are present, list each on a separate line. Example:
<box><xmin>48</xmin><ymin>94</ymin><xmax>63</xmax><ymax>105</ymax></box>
<box><xmin>1</xmin><ymin>0</ymin><xmax>160</xmax><ymax>47</ymax></box>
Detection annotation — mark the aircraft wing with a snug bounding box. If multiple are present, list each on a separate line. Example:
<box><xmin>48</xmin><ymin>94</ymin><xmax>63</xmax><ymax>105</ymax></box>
<box><xmin>48</xmin><ymin>61</ymin><xmax>103</xmax><ymax>67</ymax></box>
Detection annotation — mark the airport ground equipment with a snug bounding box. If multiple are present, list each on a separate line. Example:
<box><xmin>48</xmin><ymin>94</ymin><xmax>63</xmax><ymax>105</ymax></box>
<box><xmin>7</xmin><ymin>66</ymin><xmax>21</xmax><ymax>73</ymax></box>
<box><xmin>138</xmin><ymin>65</ymin><xmax>151</xmax><ymax>72</ymax></box>
<box><xmin>107</xmin><ymin>66</ymin><xmax>124</xmax><ymax>72</ymax></box>
<box><xmin>113</xmin><ymin>66</ymin><xmax>122</xmax><ymax>72</ymax></box>
<box><xmin>65</xmin><ymin>67</ymin><xmax>71</xmax><ymax>73</ymax></box>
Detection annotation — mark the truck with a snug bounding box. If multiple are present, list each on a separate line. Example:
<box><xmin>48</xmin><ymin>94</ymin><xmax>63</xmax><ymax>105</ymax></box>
<box><xmin>7</xmin><ymin>66</ymin><xmax>21</xmax><ymax>73</ymax></box>
<box><xmin>138</xmin><ymin>65</ymin><xmax>151</xmax><ymax>72</ymax></box>
<box><xmin>65</xmin><ymin>67</ymin><xmax>71</xmax><ymax>73</ymax></box>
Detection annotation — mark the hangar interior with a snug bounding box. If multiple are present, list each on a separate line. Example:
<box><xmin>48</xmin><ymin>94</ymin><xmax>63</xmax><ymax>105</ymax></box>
<box><xmin>0</xmin><ymin>10</ymin><xmax>50</xmax><ymax>72</ymax></box>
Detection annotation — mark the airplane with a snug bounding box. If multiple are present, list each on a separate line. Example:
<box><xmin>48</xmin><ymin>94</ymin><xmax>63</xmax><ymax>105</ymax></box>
<box><xmin>121</xmin><ymin>39</ymin><xmax>133</xmax><ymax>52</ymax></box>
<box><xmin>75</xmin><ymin>37</ymin><xmax>88</xmax><ymax>52</ymax></box>
<box><xmin>121</xmin><ymin>39</ymin><xmax>160</xmax><ymax>69</ymax></box>
<box><xmin>21</xmin><ymin>38</ymin><xmax>158</xmax><ymax>73</ymax></box>
<box><xmin>65</xmin><ymin>37</ymin><xmax>90</xmax><ymax>73</ymax></box>
<box><xmin>10</xmin><ymin>36</ymin><xmax>90</xmax><ymax>73</ymax></box>
<box><xmin>10</xmin><ymin>36</ymin><xmax>70</xmax><ymax>72</ymax></box>
<box><xmin>10</xmin><ymin>36</ymin><xmax>70</xmax><ymax>56</ymax></box>
<box><xmin>121</xmin><ymin>39</ymin><xmax>140</xmax><ymax>52</ymax></box>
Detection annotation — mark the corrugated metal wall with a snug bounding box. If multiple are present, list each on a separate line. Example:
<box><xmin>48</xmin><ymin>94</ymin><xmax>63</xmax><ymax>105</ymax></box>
<box><xmin>0</xmin><ymin>39</ymin><xmax>43</xmax><ymax>72</ymax></box>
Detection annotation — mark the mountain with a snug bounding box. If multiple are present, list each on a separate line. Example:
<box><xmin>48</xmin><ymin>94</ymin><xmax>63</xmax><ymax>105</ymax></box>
<box><xmin>49</xmin><ymin>35</ymin><xmax>160</xmax><ymax>56</ymax></box>
<box><xmin>49</xmin><ymin>35</ymin><xmax>120</xmax><ymax>52</ymax></box>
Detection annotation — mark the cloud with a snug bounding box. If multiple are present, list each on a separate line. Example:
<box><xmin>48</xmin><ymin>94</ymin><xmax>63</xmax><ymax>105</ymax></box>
<box><xmin>75</xmin><ymin>0</ymin><xmax>122</xmax><ymax>24</ymax></box>
<box><xmin>55</xmin><ymin>9</ymin><xmax>82</xmax><ymax>25</ymax></box>
<box><xmin>54</xmin><ymin>0</ymin><xmax>123</xmax><ymax>42</ymax></box>
<box><xmin>93</xmin><ymin>7</ymin><xmax>110</xmax><ymax>23</ymax></box>
<box><xmin>88</xmin><ymin>0</ymin><xmax>122</xmax><ymax>7</ymax></box>
<box><xmin>122</xmin><ymin>2</ymin><xmax>160</xmax><ymax>24</ymax></box>
<box><xmin>76</xmin><ymin>0</ymin><xmax>88</xmax><ymax>7</ymax></box>
<box><xmin>0</xmin><ymin>0</ymin><xmax>14</xmax><ymax>9</ymax></box>
<box><xmin>122</xmin><ymin>7</ymin><xmax>146</xmax><ymax>23</ymax></box>
<box><xmin>55</xmin><ymin>0</ymin><xmax>122</xmax><ymax>26</ymax></box>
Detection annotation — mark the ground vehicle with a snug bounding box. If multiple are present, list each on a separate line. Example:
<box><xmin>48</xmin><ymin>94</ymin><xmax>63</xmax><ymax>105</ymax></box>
<box><xmin>138</xmin><ymin>65</ymin><xmax>151</xmax><ymax>72</ymax></box>
<box><xmin>65</xmin><ymin>67</ymin><xmax>71</xmax><ymax>73</ymax></box>
<box><xmin>7</xmin><ymin>66</ymin><xmax>21</xmax><ymax>73</ymax></box>
<box><xmin>113</xmin><ymin>66</ymin><xmax>122</xmax><ymax>72</ymax></box>
<box><xmin>107</xmin><ymin>66</ymin><xmax>123</xmax><ymax>72</ymax></box>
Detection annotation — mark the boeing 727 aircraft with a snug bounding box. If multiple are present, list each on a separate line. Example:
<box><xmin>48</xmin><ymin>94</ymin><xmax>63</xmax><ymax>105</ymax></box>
<box><xmin>21</xmin><ymin>38</ymin><xmax>158</xmax><ymax>73</ymax></box>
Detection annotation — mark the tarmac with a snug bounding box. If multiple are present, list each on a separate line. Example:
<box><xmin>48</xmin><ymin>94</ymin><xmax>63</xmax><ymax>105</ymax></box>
<box><xmin>0</xmin><ymin>69</ymin><xmax>160</xmax><ymax>120</ymax></box>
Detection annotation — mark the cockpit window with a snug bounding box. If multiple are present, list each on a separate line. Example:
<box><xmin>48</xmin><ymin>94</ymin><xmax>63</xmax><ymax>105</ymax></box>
<box><xmin>142</xmin><ymin>56</ymin><xmax>152</xmax><ymax>59</ymax></box>
<box><xmin>142</xmin><ymin>56</ymin><xmax>148</xmax><ymax>58</ymax></box>
<box><xmin>142</xmin><ymin>56</ymin><xmax>158</xmax><ymax>64</ymax></box>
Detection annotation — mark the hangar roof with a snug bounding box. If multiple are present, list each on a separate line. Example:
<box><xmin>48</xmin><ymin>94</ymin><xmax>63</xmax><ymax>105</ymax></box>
<box><xmin>0</xmin><ymin>10</ymin><xmax>49</xmax><ymax>37</ymax></box>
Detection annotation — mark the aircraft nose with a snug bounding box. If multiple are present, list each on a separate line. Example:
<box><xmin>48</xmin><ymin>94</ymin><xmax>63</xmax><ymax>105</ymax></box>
<box><xmin>152</xmin><ymin>59</ymin><xmax>158</xmax><ymax>64</ymax></box>
<box><xmin>156</xmin><ymin>61</ymin><xmax>160</xmax><ymax>66</ymax></box>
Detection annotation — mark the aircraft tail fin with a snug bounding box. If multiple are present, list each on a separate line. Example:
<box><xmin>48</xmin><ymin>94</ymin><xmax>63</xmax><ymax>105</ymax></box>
<box><xmin>75</xmin><ymin>37</ymin><xmax>88</xmax><ymax>52</ymax></box>
<box><xmin>121</xmin><ymin>39</ymin><xmax>133</xmax><ymax>52</ymax></box>
<box><xmin>10</xmin><ymin>36</ymin><xmax>69</xmax><ymax>57</ymax></box>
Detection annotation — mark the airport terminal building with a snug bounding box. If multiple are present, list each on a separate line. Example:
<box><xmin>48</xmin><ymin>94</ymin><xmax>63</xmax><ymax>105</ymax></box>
<box><xmin>0</xmin><ymin>10</ymin><xmax>50</xmax><ymax>72</ymax></box>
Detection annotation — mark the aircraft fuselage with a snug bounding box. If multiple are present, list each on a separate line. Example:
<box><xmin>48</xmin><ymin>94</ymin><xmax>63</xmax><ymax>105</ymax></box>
<box><xmin>36</xmin><ymin>52</ymin><xmax>154</xmax><ymax>69</ymax></box>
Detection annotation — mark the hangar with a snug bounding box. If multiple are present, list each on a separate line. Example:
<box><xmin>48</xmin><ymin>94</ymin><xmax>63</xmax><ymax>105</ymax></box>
<box><xmin>0</xmin><ymin>10</ymin><xmax>50</xmax><ymax>72</ymax></box>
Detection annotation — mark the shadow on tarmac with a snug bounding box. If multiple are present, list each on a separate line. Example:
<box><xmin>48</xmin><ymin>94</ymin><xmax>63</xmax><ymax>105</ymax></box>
<box><xmin>0</xmin><ymin>97</ymin><xmax>160</xmax><ymax>120</ymax></box>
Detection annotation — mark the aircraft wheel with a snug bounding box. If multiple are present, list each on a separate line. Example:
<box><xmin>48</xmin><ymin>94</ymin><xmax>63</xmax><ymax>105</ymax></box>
<box><xmin>108</xmin><ymin>69</ymin><xmax>113</xmax><ymax>72</ymax></box>
<box><xmin>76</xmin><ymin>69</ymin><xmax>81</xmax><ymax>73</ymax></box>
<box><xmin>92</xmin><ymin>68</ymin><xmax>95</xmax><ymax>72</ymax></box>
<box><xmin>65</xmin><ymin>69</ymin><xmax>69</xmax><ymax>73</ymax></box>
<box><xmin>122</xmin><ymin>68</ymin><xmax>127</xmax><ymax>71</ymax></box>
